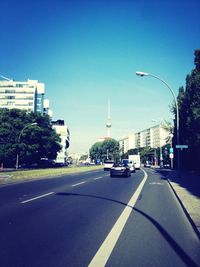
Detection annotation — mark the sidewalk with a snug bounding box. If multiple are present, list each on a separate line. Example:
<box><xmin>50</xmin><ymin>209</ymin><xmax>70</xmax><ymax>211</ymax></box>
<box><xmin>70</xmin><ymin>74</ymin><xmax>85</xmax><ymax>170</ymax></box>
<box><xmin>167</xmin><ymin>170</ymin><xmax>200</xmax><ymax>238</ymax></box>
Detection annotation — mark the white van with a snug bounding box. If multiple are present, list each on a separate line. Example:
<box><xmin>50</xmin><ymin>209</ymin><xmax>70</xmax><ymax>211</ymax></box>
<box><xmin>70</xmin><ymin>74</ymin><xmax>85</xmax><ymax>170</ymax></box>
<box><xmin>129</xmin><ymin>155</ymin><xmax>141</xmax><ymax>169</ymax></box>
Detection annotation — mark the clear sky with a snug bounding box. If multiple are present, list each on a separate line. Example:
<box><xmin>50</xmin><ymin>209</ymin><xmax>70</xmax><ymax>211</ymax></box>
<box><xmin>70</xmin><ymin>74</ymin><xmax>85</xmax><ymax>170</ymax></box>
<box><xmin>1</xmin><ymin>0</ymin><xmax>200</xmax><ymax>155</ymax></box>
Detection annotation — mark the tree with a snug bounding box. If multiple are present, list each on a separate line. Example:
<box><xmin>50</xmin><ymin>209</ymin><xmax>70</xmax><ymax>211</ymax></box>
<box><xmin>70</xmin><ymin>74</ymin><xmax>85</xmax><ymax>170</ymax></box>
<box><xmin>171</xmin><ymin>50</ymin><xmax>200</xmax><ymax>170</ymax></box>
<box><xmin>79</xmin><ymin>154</ymin><xmax>88</xmax><ymax>161</ymax></box>
<box><xmin>90</xmin><ymin>138</ymin><xmax>120</xmax><ymax>162</ymax></box>
<box><xmin>0</xmin><ymin>109</ymin><xmax>61</xmax><ymax>167</ymax></box>
<box><xmin>89</xmin><ymin>142</ymin><xmax>103</xmax><ymax>162</ymax></box>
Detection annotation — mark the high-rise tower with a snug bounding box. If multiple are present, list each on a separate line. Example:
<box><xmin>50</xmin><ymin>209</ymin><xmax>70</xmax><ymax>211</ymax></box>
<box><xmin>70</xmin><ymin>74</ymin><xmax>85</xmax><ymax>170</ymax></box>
<box><xmin>106</xmin><ymin>99</ymin><xmax>112</xmax><ymax>138</ymax></box>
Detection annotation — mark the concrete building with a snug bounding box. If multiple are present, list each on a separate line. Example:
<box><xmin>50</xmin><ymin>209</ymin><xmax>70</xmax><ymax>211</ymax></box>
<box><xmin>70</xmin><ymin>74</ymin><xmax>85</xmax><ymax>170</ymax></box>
<box><xmin>52</xmin><ymin>120</ymin><xmax>70</xmax><ymax>164</ymax></box>
<box><xmin>119</xmin><ymin>124</ymin><xmax>169</xmax><ymax>153</ymax></box>
<box><xmin>119</xmin><ymin>133</ymin><xmax>136</xmax><ymax>155</ymax></box>
<box><xmin>43</xmin><ymin>99</ymin><xmax>53</xmax><ymax>117</ymax></box>
<box><xmin>0</xmin><ymin>76</ymin><xmax>51</xmax><ymax>116</ymax></box>
<box><xmin>119</xmin><ymin>136</ymin><xmax>129</xmax><ymax>155</ymax></box>
<box><xmin>150</xmin><ymin>124</ymin><xmax>168</xmax><ymax>148</ymax></box>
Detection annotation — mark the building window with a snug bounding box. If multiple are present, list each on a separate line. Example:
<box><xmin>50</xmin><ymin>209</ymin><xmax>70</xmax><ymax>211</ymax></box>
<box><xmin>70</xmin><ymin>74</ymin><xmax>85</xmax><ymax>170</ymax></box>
<box><xmin>7</xmin><ymin>101</ymin><xmax>14</xmax><ymax>106</ymax></box>
<box><xmin>7</xmin><ymin>96</ymin><xmax>15</xmax><ymax>99</ymax></box>
<box><xmin>5</xmin><ymin>90</ymin><xmax>15</xmax><ymax>93</ymax></box>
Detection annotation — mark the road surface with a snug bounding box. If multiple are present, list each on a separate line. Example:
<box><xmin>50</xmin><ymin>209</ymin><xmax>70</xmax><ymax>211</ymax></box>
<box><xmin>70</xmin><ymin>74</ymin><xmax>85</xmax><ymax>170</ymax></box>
<box><xmin>0</xmin><ymin>168</ymin><xmax>199</xmax><ymax>267</ymax></box>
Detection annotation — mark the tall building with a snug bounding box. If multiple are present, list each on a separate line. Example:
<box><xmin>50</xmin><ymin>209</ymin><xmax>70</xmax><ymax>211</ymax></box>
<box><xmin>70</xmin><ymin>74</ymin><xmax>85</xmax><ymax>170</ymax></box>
<box><xmin>119</xmin><ymin>133</ymin><xmax>135</xmax><ymax>155</ymax></box>
<box><xmin>52</xmin><ymin>120</ymin><xmax>70</xmax><ymax>164</ymax></box>
<box><xmin>119</xmin><ymin>124</ymin><xmax>169</xmax><ymax>153</ymax></box>
<box><xmin>0</xmin><ymin>76</ymin><xmax>51</xmax><ymax>116</ymax></box>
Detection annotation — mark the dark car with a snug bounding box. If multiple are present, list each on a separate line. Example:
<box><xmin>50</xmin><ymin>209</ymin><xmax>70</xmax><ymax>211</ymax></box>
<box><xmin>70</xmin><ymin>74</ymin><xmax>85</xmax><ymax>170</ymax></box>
<box><xmin>110</xmin><ymin>162</ymin><xmax>131</xmax><ymax>177</ymax></box>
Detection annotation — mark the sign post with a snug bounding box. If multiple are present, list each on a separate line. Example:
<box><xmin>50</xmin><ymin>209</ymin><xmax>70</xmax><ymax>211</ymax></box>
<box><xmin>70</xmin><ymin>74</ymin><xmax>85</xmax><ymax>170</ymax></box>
<box><xmin>169</xmin><ymin>148</ymin><xmax>174</xmax><ymax>169</ymax></box>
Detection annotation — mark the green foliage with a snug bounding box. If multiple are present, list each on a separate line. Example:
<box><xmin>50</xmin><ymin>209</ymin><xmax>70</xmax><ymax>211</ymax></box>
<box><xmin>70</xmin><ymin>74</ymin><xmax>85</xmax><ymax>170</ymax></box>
<box><xmin>171</xmin><ymin>50</ymin><xmax>200</xmax><ymax>170</ymax></box>
<box><xmin>79</xmin><ymin>154</ymin><xmax>88</xmax><ymax>161</ymax></box>
<box><xmin>90</xmin><ymin>138</ymin><xmax>120</xmax><ymax>162</ymax></box>
<box><xmin>0</xmin><ymin>109</ymin><xmax>61</xmax><ymax>167</ymax></box>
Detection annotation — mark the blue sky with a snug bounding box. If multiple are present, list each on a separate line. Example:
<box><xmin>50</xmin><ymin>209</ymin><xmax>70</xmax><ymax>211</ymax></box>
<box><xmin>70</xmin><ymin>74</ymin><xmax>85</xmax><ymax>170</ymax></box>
<box><xmin>1</xmin><ymin>0</ymin><xmax>200</xmax><ymax>154</ymax></box>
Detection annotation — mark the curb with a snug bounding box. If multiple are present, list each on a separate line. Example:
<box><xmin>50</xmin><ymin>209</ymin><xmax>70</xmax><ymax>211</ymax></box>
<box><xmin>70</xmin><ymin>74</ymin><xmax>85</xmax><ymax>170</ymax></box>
<box><xmin>167</xmin><ymin>175</ymin><xmax>200</xmax><ymax>240</ymax></box>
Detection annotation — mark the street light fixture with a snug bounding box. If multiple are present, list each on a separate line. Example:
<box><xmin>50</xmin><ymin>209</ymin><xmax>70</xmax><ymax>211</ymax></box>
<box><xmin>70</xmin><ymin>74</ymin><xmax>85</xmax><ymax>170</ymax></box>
<box><xmin>136</xmin><ymin>71</ymin><xmax>180</xmax><ymax>176</ymax></box>
<box><xmin>16</xmin><ymin>122</ymin><xmax>37</xmax><ymax>170</ymax></box>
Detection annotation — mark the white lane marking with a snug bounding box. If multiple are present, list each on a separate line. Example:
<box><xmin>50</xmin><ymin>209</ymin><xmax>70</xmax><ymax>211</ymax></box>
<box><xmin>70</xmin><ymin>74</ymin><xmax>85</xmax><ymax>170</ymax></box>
<box><xmin>94</xmin><ymin>177</ymin><xmax>103</xmax><ymax>180</ymax></box>
<box><xmin>88</xmin><ymin>169</ymin><xmax>148</xmax><ymax>267</ymax></box>
<box><xmin>21</xmin><ymin>192</ymin><xmax>54</xmax><ymax>204</ymax></box>
<box><xmin>72</xmin><ymin>181</ymin><xmax>86</xmax><ymax>187</ymax></box>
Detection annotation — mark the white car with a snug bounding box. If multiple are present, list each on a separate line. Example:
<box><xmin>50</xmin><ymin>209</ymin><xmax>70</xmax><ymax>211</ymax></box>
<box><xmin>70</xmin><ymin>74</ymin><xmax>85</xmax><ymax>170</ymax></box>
<box><xmin>104</xmin><ymin>160</ymin><xmax>114</xmax><ymax>170</ymax></box>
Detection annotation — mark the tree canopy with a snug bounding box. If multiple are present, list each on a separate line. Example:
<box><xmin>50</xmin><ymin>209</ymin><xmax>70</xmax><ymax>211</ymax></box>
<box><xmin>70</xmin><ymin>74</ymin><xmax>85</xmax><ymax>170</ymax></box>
<box><xmin>0</xmin><ymin>109</ymin><xmax>61</xmax><ymax>167</ymax></box>
<box><xmin>89</xmin><ymin>138</ymin><xmax>120</xmax><ymax>163</ymax></box>
<box><xmin>173</xmin><ymin>49</ymin><xmax>200</xmax><ymax>170</ymax></box>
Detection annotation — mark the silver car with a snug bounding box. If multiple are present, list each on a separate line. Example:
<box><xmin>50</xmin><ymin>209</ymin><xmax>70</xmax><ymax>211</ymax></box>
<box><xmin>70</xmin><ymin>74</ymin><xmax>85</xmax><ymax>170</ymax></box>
<box><xmin>110</xmin><ymin>162</ymin><xmax>131</xmax><ymax>177</ymax></box>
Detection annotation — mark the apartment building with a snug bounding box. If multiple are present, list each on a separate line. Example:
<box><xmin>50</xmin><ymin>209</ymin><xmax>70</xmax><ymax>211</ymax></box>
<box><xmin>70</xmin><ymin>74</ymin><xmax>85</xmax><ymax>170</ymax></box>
<box><xmin>52</xmin><ymin>120</ymin><xmax>70</xmax><ymax>164</ymax></box>
<box><xmin>119</xmin><ymin>124</ymin><xmax>169</xmax><ymax>153</ymax></box>
<box><xmin>119</xmin><ymin>133</ymin><xmax>135</xmax><ymax>155</ymax></box>
<box><xmin>0</xmin><ymin>76</ymin><xmax>51</xmax><ymax>116</ymax></box>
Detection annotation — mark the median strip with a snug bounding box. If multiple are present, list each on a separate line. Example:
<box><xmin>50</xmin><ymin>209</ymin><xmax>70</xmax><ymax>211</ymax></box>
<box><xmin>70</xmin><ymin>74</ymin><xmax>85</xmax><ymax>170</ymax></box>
<box><xmin>21</xmin><ymin>192</ymin><xmax>55</xmax><ymax>204</ymax></box>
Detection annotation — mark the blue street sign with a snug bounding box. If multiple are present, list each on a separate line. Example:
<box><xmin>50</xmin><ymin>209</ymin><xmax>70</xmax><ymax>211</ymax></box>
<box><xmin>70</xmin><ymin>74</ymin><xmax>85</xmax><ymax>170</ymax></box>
<box><xmin>176</xmin><ymin>145</ymin><xmax>188</xmax><ymax>149</ymax></box>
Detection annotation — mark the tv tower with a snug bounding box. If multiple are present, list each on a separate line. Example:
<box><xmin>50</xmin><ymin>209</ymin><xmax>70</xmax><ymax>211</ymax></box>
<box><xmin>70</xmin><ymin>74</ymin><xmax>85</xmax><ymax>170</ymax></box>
<box><xmin>106</xmin><ymin>99</ymin><xmax>112</xmax><ymax>138</ymax></box>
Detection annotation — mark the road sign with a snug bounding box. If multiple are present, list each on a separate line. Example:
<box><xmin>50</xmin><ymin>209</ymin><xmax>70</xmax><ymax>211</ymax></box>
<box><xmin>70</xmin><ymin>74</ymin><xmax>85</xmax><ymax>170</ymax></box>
<box><xmin>170</xmin><ymin>154</ymin><xmax>174</xmax><ymax>159</ymax></box>
<box><xmin>176</xmin><ymin>145</ymin><xmax>188</xmax><ymax>149</ymax></box>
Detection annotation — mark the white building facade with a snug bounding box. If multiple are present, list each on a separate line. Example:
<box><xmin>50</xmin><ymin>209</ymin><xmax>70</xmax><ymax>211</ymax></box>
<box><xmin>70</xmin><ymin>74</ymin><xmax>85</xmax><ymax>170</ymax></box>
<box><xmin>119</xmin><ymin>124</ymin><xmax>169</xmax><ymax>153</ymax></box>
<box><xmin>0</xmin><ymin>76</ymin><xmax>51</xmax><ymax>116</ymax></box>
<box><xmin>52</xmin><ymin>120</ymin><xmax>70</xmax><ymax>164</ymax></box>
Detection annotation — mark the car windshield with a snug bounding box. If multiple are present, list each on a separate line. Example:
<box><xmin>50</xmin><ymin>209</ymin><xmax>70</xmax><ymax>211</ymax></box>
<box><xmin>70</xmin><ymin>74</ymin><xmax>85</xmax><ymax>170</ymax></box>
<box><xmin>113</xmin><ymin>163</ymin><xmax>126</xmax><ymax>167</ymax></box>
<box><xmin>122</xmin><ymin>159</ymin><xmax>129</xmax><ymax>164</ymax></box>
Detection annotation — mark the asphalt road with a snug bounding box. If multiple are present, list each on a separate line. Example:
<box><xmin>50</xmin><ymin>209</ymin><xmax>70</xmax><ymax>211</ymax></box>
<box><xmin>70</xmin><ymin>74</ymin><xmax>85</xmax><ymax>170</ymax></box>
<box><xmin>0</xmin><ymin>168</ymin><xmax>200</xmax><ymax>267</ymax></box>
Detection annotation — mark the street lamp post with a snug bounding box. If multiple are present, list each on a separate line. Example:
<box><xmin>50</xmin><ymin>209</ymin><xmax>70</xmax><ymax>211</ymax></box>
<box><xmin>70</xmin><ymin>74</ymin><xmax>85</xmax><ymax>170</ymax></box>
<box><xmin>136</xmin><ymin>71</ymin><xmax>180</xmax><ymax>176</ymax></box>
<box><xmin>16</xmin><ymin>122</ymin><xmax>37</xmax><ymax>170</ymax></box>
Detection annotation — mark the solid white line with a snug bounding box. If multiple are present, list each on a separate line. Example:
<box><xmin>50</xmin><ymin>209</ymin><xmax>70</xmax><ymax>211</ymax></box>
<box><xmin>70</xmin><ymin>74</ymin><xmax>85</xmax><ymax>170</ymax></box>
<box><xmin>88</xmin><ymin>169</ymin><xmax>148</xmax><ymax>267</ymax></box>
<box><xmin>94</xmin><ymin>177</ymin><xmax>103</xmax><ymax>180</ymax></box>
<box><xmin>21</xmin><ymin>192</ymin><xmax>54</xmax><ymax>204</ymax></box>
<box><xmin>71</xmin><ymin>181</ymin><xmax>86</xmax><ymax>187</ymax></box>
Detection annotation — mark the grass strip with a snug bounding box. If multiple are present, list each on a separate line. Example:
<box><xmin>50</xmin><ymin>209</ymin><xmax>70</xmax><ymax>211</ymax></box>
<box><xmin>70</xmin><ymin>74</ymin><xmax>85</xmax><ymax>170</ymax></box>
<box><xmin>0</xmin><ymin>165</ymin><xmax>103</xmax><ymax>184</ymax></box>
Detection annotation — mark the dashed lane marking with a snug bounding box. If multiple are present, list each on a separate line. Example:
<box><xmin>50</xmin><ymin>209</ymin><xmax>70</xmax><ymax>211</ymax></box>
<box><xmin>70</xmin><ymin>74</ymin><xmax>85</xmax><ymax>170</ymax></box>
<box><xmin>94</xmin><ymin>177</ymin><xmax>103</xmax><ymax>180</ymax></box>
<box><xmin>21</xmin><ymin>192</ymin><xmax>55</xmax><ymax>204</ymax></box>
<box><xmin>71</xmin><ymin>181</ymin><xmax>86</xmax><ymax>187</ymax></box>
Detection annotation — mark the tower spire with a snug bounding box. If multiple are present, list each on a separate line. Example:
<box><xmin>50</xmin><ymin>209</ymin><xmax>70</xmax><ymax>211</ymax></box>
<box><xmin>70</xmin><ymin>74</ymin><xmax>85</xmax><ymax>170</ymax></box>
<box><xmin>106</xmin><ymin>98</ymin><xmax>112</xmax><ymax>138</ymax></box>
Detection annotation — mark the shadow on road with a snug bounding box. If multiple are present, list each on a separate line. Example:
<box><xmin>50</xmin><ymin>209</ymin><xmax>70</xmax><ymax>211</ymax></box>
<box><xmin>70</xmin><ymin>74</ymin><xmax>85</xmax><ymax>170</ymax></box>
<box><xmin>56</xmin><ymin>192</ymin><xmax>199</xmax><ymax>267</ymax></box>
